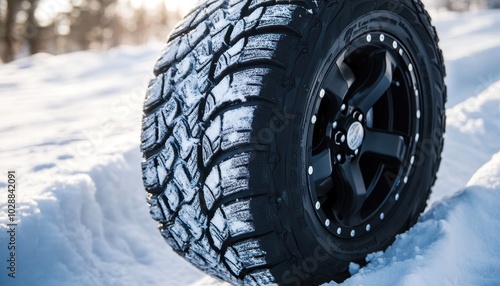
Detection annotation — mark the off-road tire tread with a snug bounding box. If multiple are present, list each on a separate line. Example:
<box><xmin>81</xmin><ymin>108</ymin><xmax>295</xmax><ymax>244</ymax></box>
<box><xmin>141</xmin><ymin>0</ymin><xmax>446</xmax><ymax>285</ymax></box>
<box><xmin>142</xmin><ymin>0</ymin><xmax>315</xmax><ymax>284</ymax></box>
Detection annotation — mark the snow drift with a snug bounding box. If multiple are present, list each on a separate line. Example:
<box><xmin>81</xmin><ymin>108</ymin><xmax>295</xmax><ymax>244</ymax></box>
<box><xmin>0</xmin><ymin>45</ymin><xmax>206</xmax><ymax>285</ymax></box>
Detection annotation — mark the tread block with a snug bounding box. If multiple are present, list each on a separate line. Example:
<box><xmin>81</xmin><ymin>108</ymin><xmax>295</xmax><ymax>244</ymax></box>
<box><xmin>172</xmin><ymin>119</ymin><xmax>196</xmax><ymax>160</ymax></box>
<box><xmin>187</xmin><ymin>107</ymin><xmax>203</xmax><ymax>140</ymax></box>
<box><xmin>169</xmin><ymin>0</ymin><xmax>224</xmax><ymax>42</ymax></box>
<box><xmin>184</xmin><ymin>147</ymin><xmax>201</xmax><ymax>182</ymax></box>
<box><xmin>203</xmin><ymin>166</ymin><xmax>222</xmax><ymax>210</ymax></box>
<box><xmin>178</xmin><ymin>75</ymin><xmax>204</xmax><ymax>113</ymax></box>
<box><xmin>141</xmin><ymin>99</ymin><xmax>179</xmax><ymax>154</ymax></box>
<box><xmin>228</xmin><ymin>0</ymin><xmax>247</xmax><ymax>21</ymax></box>
<box><xmin>203</xmin><ymin>68</ymin><xmax>281</xmax><ymax>121</ymax></box>
<box><xmin>224</xmin><ymin>246</ymin><xmax>244</xmax><ymax>275</ymax></box>
<box><xmin>157</xmin><ymin>139</ymin><xmax>176</xmax><ymax>181</ymax></box>
<box><xmin>249</xmin><ymin>0</ymin><xmax>313</xmax><ymax>12</ymax></box>
<box><xmin>221</xmin><ymin>106</ymin><xmax>255</xmax><ymax>150</ymax></box>
<box><xmin>231</xmin><ymin>239</ymin><xmax>267</xmax><ymax>268</ymax></box>
<box><xmin>211</xmin><ymin>25</ymin><xmax>231</xmax><ymax>55</ymax></box>
<box><xmin>230</xmin><ymin>7</ymin><xmax>265</xmax><ymax>42</ymax></box>
<box><xmin>215</xmin><ymin>33</ymin><xmax>294</xmax><ymax>79</ymax></box>
<box><xmin>258</xmin><ymin>5</ymin><xmax>312</xmax><ymax>36</ymax></box>
<box><xmin>142</xmin><ymin>157</ymin><xmax>159</xmax><ymax>190</ymax></box>
<box><xmin>168</xmin><ymin>218</ymin><xmax>191</xmax><ymax>251</ymax></box>
<box><xmin>202</xmin><ymin>106</ymin><xmax>257</xmax><ymax>166</ymax></box>
<box><xmin>141</xmin><ymin>140</ymin><xmax>176</xmax><ymax>191</ymax></box>
<box><xmin>173</xmin><ymin>55</ymin><xmax>196</xmax><ymax>82</ymax></box>
<box><xmin>140</xmin><ymin>112</ymin><xmax>164</xmax><ymax>153</ymax></box>
<box><xmin>244</xmin><ymin>269</ymin><xmax>278</xmax><ymax>286</ymax></box>
<box><xmin>203</xmin><ymin>152</ymin><xmax>271</xmax><ymax>213</ymax></box>
<box><xmin>164</xmin><ymin>182</ymin><xmax>182</xmax><ymax>213</ymax></box>
<box><xmin>187</xmin><ymin>237</ymin><xmax>220</xmax><ymax>268</ymax></box>
<box><xmin>202</xmin><ymin>116</ymin><xmax>222</xmax><ymax>167</ymax></box>
<box><xmin>168</xmin><ymin>6</ymin><xmax>204</xmax><ymax>40</ymax></box>
<box><xmin>147</xmin><ymin>193</ymin><xmax>166</xmax><ymax>222</ymax></box>
<box><xmin>163</xmin><ymin>96</ymin><xmax>181</xmax><ymax>126</ymax></box>
<box><xmin>186</xmin><ymin>249</ymin><xmax>208</xmax><ymax>268</ymax></box>
<box><xmin>155</xmin><ymin>23</ymin><xmax>208</xmax><ymax>74</ymax></box>
<box><xmin>144</xmin><ymin>75</ymin><xmax>164</xmax><ymax>112</ymax></box>
<box><xmin>241</xmin><ymin>33</ymin><xmax>290</xmax><ymax>66</ymax></box>
<box><xmin>203</xmin><ymin>152</ymin><xmax>252</xmax><ymax>210</ymax></box>
<box><xmin>209</xmin><ymin>209</ymin><xmax>229</xmax><ymax>250</ymax></box>
<box><xmin>173</xmin><ymin>163</ymin><xmax>198</xmax><ymax>203</ymax></box>
<box><xmin>158</xmin><ymin>192</ymin><xmax>175</xmax><ymax>222</ymax></box>
<box><xmin>215</xmin><ymin>38</ymin><xmax>246</xmax><ymax>79</ymax></box>
<box><xmin>220</xmin><ymin>195</ymin><xmax>274</xmax><ymax>237</ymax></box>
<box><xmin>222</xmin><ymin>199</ymin><xmax>256</xmax><ymax>237</ymax></box>
<box><xmin>203</xmin><ymin>77</ymin><xmax>230</xmax><ymax>121</ymax></box>
<box><xmin>178</xmin><ymin>198</ymin><xmax>205</xmax><ymax>241</ymax></box>
<box><xmin>197</xmin><ymin>63</ymin><xmax>213</xmax><ymax>94</ymax></box>
<box><xmin>194</xmin><ymin>39</ymin><xmax>214</xmax><ymax>72</ymax></box>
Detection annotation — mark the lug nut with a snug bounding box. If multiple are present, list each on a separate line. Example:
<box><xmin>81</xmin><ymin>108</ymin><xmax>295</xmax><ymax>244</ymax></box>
<box><xmin>354</xmin><ymin>149</ymin><xmax>359</xmax><ymax>156</ymax></box>
<box><xmin>353</xmin><ymin>111</ymin><xmax>363</xmax><ymax>122</ymax></box>
<box><xmin>332</xmin><ymin>121</ymin><xmax>338</xmax><ymax>129</ymax></box>
<box><xmin>336</xmin><ymin>153</ymin><xmax>343</xmax><ymax>162</ymax></box>
<box><xmin>335</xmin><ymin>132</ymin><xmax>346</xmax><ymax>145</ymax></box>
<box><xmin>340</xmin><ymin>104</ymin><xmax>347</xmax><ymax>112</ymax></box>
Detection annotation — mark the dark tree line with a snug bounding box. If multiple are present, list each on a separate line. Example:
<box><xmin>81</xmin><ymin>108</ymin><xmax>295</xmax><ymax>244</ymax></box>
<box><xmin>0</xmin><ymin>0</ymin><xmax>182</xmax><ymax>63</ymax></box>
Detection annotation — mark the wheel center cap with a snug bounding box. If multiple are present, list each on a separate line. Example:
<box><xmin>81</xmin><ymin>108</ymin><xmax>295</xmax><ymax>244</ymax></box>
<box><xmin>347</xmin><ymin>122</ymin><xmax>364</xmax><ymax>150</ymax></box>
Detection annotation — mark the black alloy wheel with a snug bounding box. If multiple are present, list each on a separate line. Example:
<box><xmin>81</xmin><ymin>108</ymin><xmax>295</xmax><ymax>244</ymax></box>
<box><xmin>307</xmin><ymin>32</ymin><xmax>421</xmax><ymax>239</ymax></box>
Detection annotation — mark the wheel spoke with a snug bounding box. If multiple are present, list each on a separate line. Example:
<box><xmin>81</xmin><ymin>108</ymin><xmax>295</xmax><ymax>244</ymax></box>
<box><xmin>338</xmin><ymin>158</ymin><xmax>366</xmax><ymax>224</ymax></box>
<box><xmin>350</xmin><ymin>51</ymin><xmax>396</xmax><ymax>113</ymax></box>
<box><xmin>311</xmin><ymin>148</ymin><xmax>334</xmax><ymax>196</ymax></box>
<box><xmin>323</xmin><ymin>60</ymin><xmax>355</xmax><ymax>106</ymax></box>
<box><xmin>362</xmin><ymin>129</ymin><xmax>407</xmax><ymax>162</ymax></box>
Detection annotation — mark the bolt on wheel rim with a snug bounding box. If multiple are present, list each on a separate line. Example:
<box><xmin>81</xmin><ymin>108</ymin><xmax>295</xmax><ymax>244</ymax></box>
<box><xmin>306</xmin><ymin>33</ymin><xmax>422</xmax><ymax>238</ymax></box>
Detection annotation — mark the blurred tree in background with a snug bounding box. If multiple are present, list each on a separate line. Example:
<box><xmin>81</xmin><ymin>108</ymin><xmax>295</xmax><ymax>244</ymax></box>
<box><xmin>1</xmin><ymin>0</ymin><xmax>498</xmax><ymax>63</ymax></box>
<box><xmin>0</xmin><ymin>0</ymin><xmax>185</xmax><ymax>63</ymax></box>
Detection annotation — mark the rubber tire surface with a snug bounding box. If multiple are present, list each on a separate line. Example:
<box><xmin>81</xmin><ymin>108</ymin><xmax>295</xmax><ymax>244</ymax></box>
<box><xmin>140</xmin><ymin>0</ymin><xmax>446</xmax><ymax>285</ymax></box>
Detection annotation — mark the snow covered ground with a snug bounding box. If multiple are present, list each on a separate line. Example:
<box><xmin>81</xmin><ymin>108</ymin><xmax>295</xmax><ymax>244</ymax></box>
<box><xmin>0</xmin><ymin>9</ymin><xmax>499</xmax><ymax>286</ymax></box>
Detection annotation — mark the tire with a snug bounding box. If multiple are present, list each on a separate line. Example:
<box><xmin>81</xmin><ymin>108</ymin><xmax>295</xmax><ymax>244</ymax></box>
<box><xmin>140</xmin><ymin>0</ymin><xmax>446</xmax><ymax>285</ymax></box>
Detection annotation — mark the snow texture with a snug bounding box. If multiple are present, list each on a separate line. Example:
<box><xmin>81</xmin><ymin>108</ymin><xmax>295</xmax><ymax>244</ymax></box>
<box><xmin>0</xmin><ymin>45</ymin><xmax>206</xmax><ymax>286</ymax></box>
<box><xmin>0</xmin><ymin>9</ymin><xmax>499</xmax><ymax>286</ymax></box>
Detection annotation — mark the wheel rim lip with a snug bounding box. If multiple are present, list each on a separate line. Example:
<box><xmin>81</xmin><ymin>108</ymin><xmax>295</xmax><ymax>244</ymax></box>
<box><xmin>305</xmin><ymin>32</ymin><xmax>422</xmax><ymax>238</ymax></box>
